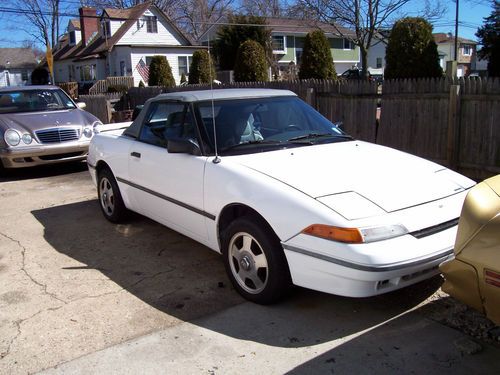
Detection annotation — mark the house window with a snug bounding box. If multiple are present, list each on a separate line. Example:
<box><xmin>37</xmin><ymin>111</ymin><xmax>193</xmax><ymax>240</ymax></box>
<box><xmin>376</xmin><ymin>57</ymin><xmax>382</xmax><ymax>69</ymax></box>
<box><xmin>272</xmin><ymin>36</ymin><xmax>286</xmax><ymax>53</ymax></box>
<box><xmin>102</xmin><ymin>20</ymin><xmax>111</xmax><ymax>37</ymax></box>
<box><xmin>178</xmin><ymin>56</ymin><xmax>193</xmax><ymax>76</ymax></box>
<box><xmin>343</xmin><ymin>38</ymin><xmax>353</xmax><ymax>50</ymax></box>
<box><xmin>69</xmin><ymin>31</ymin><xmax>76</xmax><ymax>45</ymax></box>
<box><xmin>295</xmin><ymin>49</ymin><xmax>303</xmax><ymax>66</ymax></box>
<box><xmin>463</xmin><ymin>45</ymin><xmax>472</xmax><ymax>56</ymax></box>
<box><xmin>138</xmin><ymin>16</ymin><xmax>158</xmax><ymax>33</ymax></box>
<box><xmin>21</xmin><ymin>70</ymin><xmax>29</xmax><ymax>82</ymax></box>
<box><xmin>80</xmin><ymin>64</ymin><xmax>97</xmax><ymax>81</ymax></box>
<box><xmin>120</xmin><ymin>61</ymin><xmax>126</xmax><ymax>76</ymax></box>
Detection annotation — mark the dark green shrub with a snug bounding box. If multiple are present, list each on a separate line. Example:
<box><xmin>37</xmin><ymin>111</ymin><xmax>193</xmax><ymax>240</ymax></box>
<box><xmin>234</xmin><ymin>40</ymin><xmax>268</xmax><ymax>82</ymax></box>
<box><xmin>299</xmin><ymin>30</ymin><xmax>336</xmax><ymax>80</ymax></box>
<box><xmin>148</xmin><ymin>55</ymin><xmax>175</xmax><ymax>87</ymax></box>
<box><xmin>188</xmin><ymin>50</ymin><xmax>216</xmax><ymax>84</ymax></box>
<box><xmin>138</xmin><ymin>80</ymin><xmax>145</xmax><ymax>87</ymax></box>
<box><xmin>31</xmin><ymin>67</ymin><xmax>50</xmax><ymax>84</ymax></box>
<box><xmin>213</xmin><ymin>15</ymin><xmax>270</xmax><ymax>70</ymax></box>
<box><xmin>476</xmin><ymin>1</ymin><xmax>500</xmax><ymax>77</ymax></box>
<box><xmin>107</xmin><ymin>84</ymin><xmax>128</xmax><ymax>93</ymax></box>
<box><xmin>385</xmin><ymin>17</ymin><xmax>443</xmax><ymax>79</ymax></box>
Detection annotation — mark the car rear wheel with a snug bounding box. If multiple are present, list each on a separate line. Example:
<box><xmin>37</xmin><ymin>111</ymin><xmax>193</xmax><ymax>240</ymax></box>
<box><xmin>222</xmin><ymin>216</ymin><xmax>292</xmax><ymax>304</ymax></box>
<box><xmin>97</xmin><ymin>167</ymin><xmax>128</xmax><ymax>223</ymax></box>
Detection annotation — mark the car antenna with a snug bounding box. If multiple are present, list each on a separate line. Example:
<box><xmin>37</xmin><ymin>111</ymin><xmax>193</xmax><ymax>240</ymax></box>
<box><xmin>207</xmin><ymin>34</ymin><xmax>221</xmax><ymax>164</ymax></box>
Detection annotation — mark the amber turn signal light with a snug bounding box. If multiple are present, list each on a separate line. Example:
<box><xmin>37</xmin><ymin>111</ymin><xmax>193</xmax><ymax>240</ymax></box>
<box><xmin>302</xmin><ymin>224</ymin><xmax>364</xmax><ymax>243</ymax></box>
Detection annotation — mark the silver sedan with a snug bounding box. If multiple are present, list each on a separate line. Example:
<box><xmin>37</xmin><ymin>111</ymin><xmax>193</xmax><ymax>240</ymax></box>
<box><xmin>0</xmin><ymin>85</ymin><xmax>102</xmax><ymax>169</ymax></box>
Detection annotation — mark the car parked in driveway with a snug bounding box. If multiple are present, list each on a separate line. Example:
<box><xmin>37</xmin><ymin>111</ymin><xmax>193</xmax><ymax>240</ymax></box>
<box><xmin>440</xmin><ymin>174</ymin><xmax>500</xmax><ymax>325</ymax></box>
<box><xmin>0</xmin><ymin>85</ymin><xmax>102</xmax><ymax>169</ymax></box>
<box><xmin>87</xmin><ymin>88</ymin><xmax>475</xmax><ymax>304</ymax></box>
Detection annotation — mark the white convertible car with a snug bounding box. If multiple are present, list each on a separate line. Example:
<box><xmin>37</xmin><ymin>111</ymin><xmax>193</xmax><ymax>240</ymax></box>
<box><xmin>87</xmin><ymin>89</ymin><xmax>475</xmax><ymax>304</ymax></box>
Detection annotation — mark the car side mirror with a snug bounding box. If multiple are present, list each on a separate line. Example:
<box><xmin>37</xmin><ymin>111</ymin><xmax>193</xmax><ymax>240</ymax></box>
<box><xmin>77</xmin><ymin>102</ymin><xmax>86</xmax><ymax>109</ymax></box>
<box><xmin>167</xmin><ymin>138</ymin><xmax>202</xmax><ymax>156</ymax></box>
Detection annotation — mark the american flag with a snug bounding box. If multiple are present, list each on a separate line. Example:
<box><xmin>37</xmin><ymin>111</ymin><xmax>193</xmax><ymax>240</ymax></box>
<box><xmin>136</xmin><ymin>57</ymin><xmax>149</xmax><ymax>82</ymax></box>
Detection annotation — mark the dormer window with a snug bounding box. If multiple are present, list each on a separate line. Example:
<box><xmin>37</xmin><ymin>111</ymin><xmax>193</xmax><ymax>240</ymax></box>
<box><xmin>138</xmin><ymin>16</ymin><xmax>158</xmax><ymax>33</ymax></box>
<box><xmin>69</xmin><ymin>31</ymin><xmax>76</xmax><ymax>45</ymax></box>
<box><xmin>272</xmin><ymin>35</ymin><xmax>286</xmax><ymax>54</ymax></box>
<box><xmin>463</xmin><ymin>45</ymin><xmax>472</xmax><ymax>56</ymax></box>
<box><xmin>102</xmin><ymin>20</ymin><xmax>111</xmax><ymax>37</ymax></box>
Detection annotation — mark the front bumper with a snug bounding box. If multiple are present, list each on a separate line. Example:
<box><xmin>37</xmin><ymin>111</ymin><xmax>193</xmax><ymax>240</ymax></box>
<box><xmin>0</xmin><ymin>141</ymin><xmax>90</xmax><ymax>168</ymax></box>
<box><xmin>282</xmin><ymin>224</ymin><xmax>458</xmax><ymax>297</ymax></box>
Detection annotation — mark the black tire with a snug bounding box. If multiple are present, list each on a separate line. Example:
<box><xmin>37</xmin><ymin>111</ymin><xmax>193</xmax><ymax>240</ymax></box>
<box><xmin>221</xmin><ymin>216</ymin><xmax>292</xmax><ymax>304</ymax></box>
<box><xmin>97</xmin><ymin>167</ymin><xmax>128</xmax><ymax>223</ymax></box>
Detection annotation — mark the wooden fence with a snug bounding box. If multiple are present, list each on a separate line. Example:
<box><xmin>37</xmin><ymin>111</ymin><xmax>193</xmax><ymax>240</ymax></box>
<box><xmin>88</xmin><ymin>76</ymin><xmax>134</xmax><ymax>94</ymax></box>
<box><xmin>79</xmin><ymin>93</ymin><xmax>122</xmax><ymax>123</ymax></box>
<box><xmin>90</xmin><ymin>77</ymin><xmax>499</xmax><ymax>180</ymax></box>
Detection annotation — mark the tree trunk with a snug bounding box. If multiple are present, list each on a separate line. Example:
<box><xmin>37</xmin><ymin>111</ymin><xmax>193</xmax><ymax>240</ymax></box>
<box><xmin>360</xmin><ymin>46</ymin><xmax>370</xmax><ymax>79</ymax></box>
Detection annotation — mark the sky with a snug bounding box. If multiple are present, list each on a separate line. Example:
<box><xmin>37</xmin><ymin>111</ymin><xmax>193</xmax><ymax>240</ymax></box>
<box><xmin>0</xmin><ymin>0</ymin><xmax>494</xmax><ymax>49</ymax></box>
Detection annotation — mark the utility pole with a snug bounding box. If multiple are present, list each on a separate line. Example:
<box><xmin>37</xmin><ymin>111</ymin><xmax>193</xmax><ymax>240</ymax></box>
<box><xmin>454</xmin><ymin>0</ymin><xmax>459</xmax><ymax>61</ymax></box>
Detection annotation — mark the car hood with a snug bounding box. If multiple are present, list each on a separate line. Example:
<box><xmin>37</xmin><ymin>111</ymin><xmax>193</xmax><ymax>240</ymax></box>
<box><xmin>232</xmin><ymin>141</ymin><xmax>475</xmax><ymax>213</ymax></box>
<box><xmin>0</xmin><ymin>109</ymin><xmax>96</xmax><ymax>133</ymax></box>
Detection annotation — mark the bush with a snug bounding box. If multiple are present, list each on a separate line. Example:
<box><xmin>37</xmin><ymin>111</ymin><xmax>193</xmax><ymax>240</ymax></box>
<box><xmin>476</xmin><ymin>1</ymin><xmax>500</xmax><ymax>77</ymax></box>
<box><xmin>148</xmin><ymin>55</ymin><xmax>175</xmax><ymax>87</ymax></box>
<box><xmin>385</xmin><ymin>17</ymin><xmax>443</xmax><ymax>79</ymax></box>
<box><xmin>31</xmin><ymin>67</ymin><xmax>50</xmax><ymax>85</ymax></box>
<box><xmin>213</xmin><ymin>15</ymin><xmax>270</xmax><ymax>70</ymax></box>
<box><xmin>138</xmin><ymin>80</ymin><xmax>145</xmax><ymax>87</ymax></box>
<box><xmin>107</xmin><ymin>84</ymin><xmax>128</xmax><ymax>93</ymax></box>
<box><xmin>234</xmin><ymin>40</ymin><xmax>268</xmax><ymax>82</ymax></box>
<box><xmin>188</xmin><ymin>50</ymin><xmax>216</xmax><ymax>84</ymax></box>
<box><xmin>299</xmin><ymin>30</ymin><xmax>336</xmax><ymax>80</ymax></box>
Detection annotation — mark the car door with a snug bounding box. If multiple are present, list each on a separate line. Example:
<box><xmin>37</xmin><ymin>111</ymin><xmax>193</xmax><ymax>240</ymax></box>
<box><xmin>126</xmin><ymin>101</ymin><xmax>210</xmax><ymax>242</ymax></box>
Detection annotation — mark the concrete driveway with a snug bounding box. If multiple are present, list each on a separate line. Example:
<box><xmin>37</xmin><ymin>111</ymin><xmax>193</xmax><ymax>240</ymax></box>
<box><xmin>0</xmin><ymin>163</ymin><xmax>498</xmax><ymax>374</ymax></box>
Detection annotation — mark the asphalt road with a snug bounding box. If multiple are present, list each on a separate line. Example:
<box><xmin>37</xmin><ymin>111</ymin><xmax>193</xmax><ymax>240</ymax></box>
<box><xmin>0</xmin><ymin>163</ymin><xmax>499</xmax><ymax>374</ymax></box>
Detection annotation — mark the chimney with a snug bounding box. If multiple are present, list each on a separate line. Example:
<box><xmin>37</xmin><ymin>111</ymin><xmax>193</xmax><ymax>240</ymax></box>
<box><xmin>79</xmin><ymin>7</ymin><xmax>98</xmax><ymax>46</ymax></box>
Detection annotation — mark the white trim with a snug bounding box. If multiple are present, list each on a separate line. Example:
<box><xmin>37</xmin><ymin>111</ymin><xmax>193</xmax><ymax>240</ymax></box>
<box><xmin>272</xmin><ymin>35</ymin><xmax>286</xmax><ymax>54</ymax></box>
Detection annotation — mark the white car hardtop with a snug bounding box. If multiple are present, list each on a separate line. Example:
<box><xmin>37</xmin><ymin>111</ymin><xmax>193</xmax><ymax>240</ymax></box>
<box><xmin>87</xmin><ymin>88</ymin><xmax>474</xmax><ymax>304</ymax></box>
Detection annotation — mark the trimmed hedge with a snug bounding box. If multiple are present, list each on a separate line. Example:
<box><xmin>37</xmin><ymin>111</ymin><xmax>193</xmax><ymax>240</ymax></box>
<box><xmin>148</xmin><ymin>55</ymin><xmax>175</xmax><ymax>87</ymax></box>
<box><xmin>299</xmin><ymin>30</ymin><xmax>336</xmax><ymax>80</ymax></box>
<box><xmin>234</xmin><ymin>40</ymin><xmax>268</xmax><ymax>82</ymax></box>
<box><xmin>188</xmin><ymin>50</ymin><xmax>216</xmax><ymax>84</ymax></box>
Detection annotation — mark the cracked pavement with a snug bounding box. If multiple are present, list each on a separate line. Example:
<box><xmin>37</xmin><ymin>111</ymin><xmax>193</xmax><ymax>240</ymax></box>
<box><xmin>0</xmin><ymin>163</ymin><xmax>242</xmax><ymax>374</ymax></box>
<box><xmin>0</xmin><ymin>163</ymin><xmax>499</xmax><ymax>375</ymax></box>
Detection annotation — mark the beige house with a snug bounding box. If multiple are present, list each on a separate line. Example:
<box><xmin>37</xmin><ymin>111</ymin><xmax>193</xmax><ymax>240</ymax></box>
<box><xmin>434</xmin><ymin>33</ymin><xmax>477</xmax><ymax>77</ymax></box>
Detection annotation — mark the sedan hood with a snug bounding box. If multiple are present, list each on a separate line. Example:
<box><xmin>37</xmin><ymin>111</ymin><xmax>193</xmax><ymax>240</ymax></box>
<box><xmin>0</xmin><ymin>109</ymin><xmax>95</xmax><ymax>133</ymax></box>
<box><xmin>233</xmin><ymin>141</ymin><xmax>475</xmax><ymax>213</ymax></box>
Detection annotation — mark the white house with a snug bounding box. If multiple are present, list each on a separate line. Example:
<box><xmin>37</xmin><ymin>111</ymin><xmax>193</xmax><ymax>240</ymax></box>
<box><xmin>53</xmin><ymin>1</ymin><xmax>205</xmax><ymax>86</ymax></box>
<box><xmin>365</xmin><ymin>31</ymin><xmax>389</xmax><ymax>76</ymax></box>
<box><xmin>0</xmin><ymin>48</ymin><xmax>38</xmax><ymax>87</ymax></box>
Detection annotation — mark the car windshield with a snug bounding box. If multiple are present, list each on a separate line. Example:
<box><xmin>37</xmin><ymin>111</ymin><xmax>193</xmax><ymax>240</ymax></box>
<box><xmin>0</xmin><ymin>89</ymin><xmax>76</xmax><ymax>114</ymax></box>
<box><xmin>196</xmin><ymin>96</ymin><xmax>351</xmax><ymax>155</ymax></box>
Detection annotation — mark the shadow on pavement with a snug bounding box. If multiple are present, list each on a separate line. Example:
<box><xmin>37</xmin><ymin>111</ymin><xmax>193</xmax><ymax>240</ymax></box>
<box><xmin>0</xmin><ymin>161</ymin><xmax>88</xmax><ymax>182</ymax></box>
<box><xmin>32</xmin><ymin>200</ymin><xmax>443</xmax><ymax>348</ymax></box>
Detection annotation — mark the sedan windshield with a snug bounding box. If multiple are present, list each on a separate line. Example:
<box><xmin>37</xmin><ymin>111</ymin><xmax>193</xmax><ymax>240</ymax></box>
<box><xmin>196</xmin><ymin>96</ymin><xmax>351</xmax><ymax>155</ymax></box>
<box><xmin>0</xmin><ymin>89</ymin><xmax>76</xmax><ymax>114</ymax></box>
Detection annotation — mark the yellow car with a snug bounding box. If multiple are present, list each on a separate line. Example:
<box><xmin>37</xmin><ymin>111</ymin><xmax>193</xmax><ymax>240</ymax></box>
<box><xmin>440</xmin><ymin>174</ymin><xmax>500</xmax><ymax>325</ymax></box>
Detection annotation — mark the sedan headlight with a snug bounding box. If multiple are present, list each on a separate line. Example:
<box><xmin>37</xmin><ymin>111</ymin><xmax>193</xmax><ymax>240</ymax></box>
<box><xmin>92</xmin><ymin>121</ymin><xmax>103</xmax><ymax>134</ymax></box>
<box><xmin>302</xmin><ymin>223</ymin><xmax>408</xmax><ymax>244</ymax></box>
<box><xmin>22</xmin><ymin>133</ymin><xmax>32</xmax><ymax>144</ymax></box>
<box><xmin>83</xmin><ymin>126</ymin><xmax>93</xmax><ymax>138</ymax></box>
<box><xmin>4</xmin><ymin>129</ymin><xmax>21</xmax><ymax>146</ymax></box>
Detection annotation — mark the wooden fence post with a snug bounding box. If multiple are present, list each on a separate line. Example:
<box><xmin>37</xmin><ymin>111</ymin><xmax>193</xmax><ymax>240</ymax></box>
<box><xmin>306</xmin><ymin>87</ymin><xmax>315</xmax><ymax>107</ymax></box>
<box><xmin>447</xmin><ymin>84</ymin><xmax>461</xmax><ymax>169</ymax></box>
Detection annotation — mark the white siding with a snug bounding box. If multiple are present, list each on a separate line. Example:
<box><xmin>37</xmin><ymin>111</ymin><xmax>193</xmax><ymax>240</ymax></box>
<box><xmin>130</xmin><ymin>47</ymin><xmax>201</xmax><ymax>86</ymax></box>
<box><xmin>117</xmin><ymin>8</ymin><xmax>184</xmax><ymax>46</ymax></box>
<box><xmin>109</xmin><ymin>46</ymin><xmax>133</xmax><ymax>76</ymax></box>
<box><xmin>109</xmin><ymin>20</ymin><xmax>125</xmax><ymax>36</ymax></box>
<box><xmin>0</xmin><ymin>69</ymin><xmax>32</xmax><ymax>87</ymax></box>
<box><xmin>54</xmin><ymin>58</ymin><xmax>106</xmax><ymax>83</ymax></box>
<box><xmin>367</xmin><ymin>38</ymin><xmax>386</xmax><ymax>75</ymax></box>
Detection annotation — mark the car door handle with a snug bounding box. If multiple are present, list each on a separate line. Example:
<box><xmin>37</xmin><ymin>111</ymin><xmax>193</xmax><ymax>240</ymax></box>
<box><xmin>131</xmin><ymin>152</ymin><xmax>141</xmax><ymax>158</ymax></box>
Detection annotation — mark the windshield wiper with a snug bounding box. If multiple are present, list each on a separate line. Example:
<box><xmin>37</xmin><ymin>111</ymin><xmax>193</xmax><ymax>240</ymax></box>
<box><xmin>221</xmin><ymin>140</ymin><xmax>282</xmax><ymax>152</ymax></box>
<box><xmin>287</xmin><ymin>133</ymin><xmax>352</xmax><ymax>142</ymax></box>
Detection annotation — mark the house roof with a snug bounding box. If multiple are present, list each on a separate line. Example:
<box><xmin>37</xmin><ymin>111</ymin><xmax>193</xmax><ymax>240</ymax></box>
<box><xmin>54</xmin><ymin>1</ymin><xmax>194</xmax><ymax>62</ymax></box>
<box><xmin>433</xmin><ymin>33</ymin><xmax>477</xmax><ymax>45</ymax></box>
<box><xmin>265</xmin><ymin>17</ymin><xmax>355</xmax><ymax>37</ymax></box>
<box><xmin>0</xmin><ymin>48</ymin><xmax>38</xmax><ymax>69</ymax></box>
<box><xmin>69</xmin><ymin>19</ymin><xmax>81</xmax><ymax>30</ymax></box>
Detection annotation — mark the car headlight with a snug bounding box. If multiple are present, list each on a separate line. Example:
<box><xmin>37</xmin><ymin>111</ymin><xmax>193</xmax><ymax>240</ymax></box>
<box><xmin>302</xmin><ymin>223</ymin><xmax>408</xmax><ymax>244</ymax></box>
<box><xmin>92</xmin><ymin>121</ymin><xmax>103</xmax><ymax>134</ymax></box>
<box><xmin>4</xmin><ymin>129</ymin><xmax>21</xmax><ymax>146</ymax></box>
<box><xmin>22</xmin><ymin>133</ymin><xmax>32</xmax><ymax>144</ymax></box>
<box><xmin>83</xmin><ymin>126</ymin><xmax>93</xmax><ymax>138</ymax></box>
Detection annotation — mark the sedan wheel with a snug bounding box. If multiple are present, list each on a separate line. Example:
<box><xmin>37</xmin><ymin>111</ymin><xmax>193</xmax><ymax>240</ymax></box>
<box><xmin>97</xmin><ymin>167</ymin><xmax>128</xmax><ymax>223</ymax></box>
<box><xmin>222</xmin><ymin>216</ymin><xmax>292</xmax><ymax>304</ymax></box>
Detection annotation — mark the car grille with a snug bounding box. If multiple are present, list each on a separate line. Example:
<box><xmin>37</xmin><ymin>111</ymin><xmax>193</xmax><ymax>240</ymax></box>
<box><xmin>36</xmin><ymin>128</ymin><xmax>81</xmax><ymax>144</ymax></box>
<box><xmin>410</xmin><ymin>218</ymin><xmax>459</xmax><ymax>239</ymax></box>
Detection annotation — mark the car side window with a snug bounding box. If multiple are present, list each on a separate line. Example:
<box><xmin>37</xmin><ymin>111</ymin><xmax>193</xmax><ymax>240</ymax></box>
<box><xmin>138</xmin><ymin>102</ymin><xmax>195</xmax><ymax>148</ymax></box>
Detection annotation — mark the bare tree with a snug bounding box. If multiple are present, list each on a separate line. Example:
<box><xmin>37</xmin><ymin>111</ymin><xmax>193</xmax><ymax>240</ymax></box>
<box><xmin>294</xmin><ymin>0</ymin><xmax>446</xmax><ymax>78</ymax></box>
<box><xmin>240</xmin><ymin>0</ymin><xmax>283</xmax><ymax>17</ymax></box>
<box><xmin>7</xmin><ymin>0</ymin><xmax>62</xmax><ymax>49</ymax></box>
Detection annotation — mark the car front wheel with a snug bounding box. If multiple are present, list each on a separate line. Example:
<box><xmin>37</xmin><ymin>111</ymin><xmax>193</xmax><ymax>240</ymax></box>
<box><xmin>97</xmin><ymin>167</ymin><xmax>128</xmax><ymax>223</ymax></box>
<box><xmin>222</xmin><ymin>216</ymin><xmax>292</xmax><ymax>304</ymax></box>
